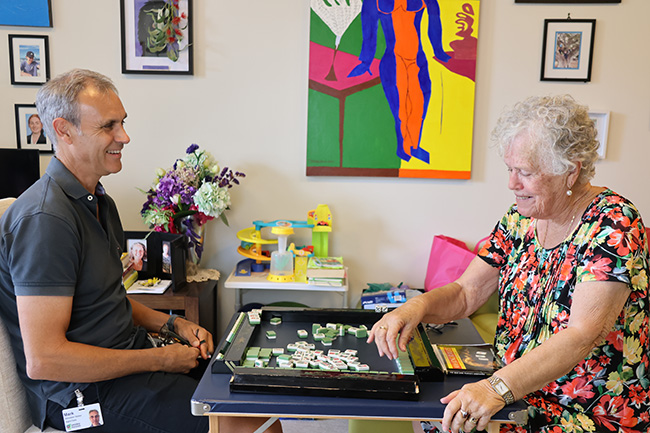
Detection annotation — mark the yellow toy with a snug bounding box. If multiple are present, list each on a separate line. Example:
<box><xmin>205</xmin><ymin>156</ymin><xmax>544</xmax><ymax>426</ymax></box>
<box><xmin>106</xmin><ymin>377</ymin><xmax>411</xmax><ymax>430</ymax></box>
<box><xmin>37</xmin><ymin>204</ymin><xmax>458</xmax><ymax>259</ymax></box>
<box><xmin>307</xmin><ymin>204</ymin><xmax>332</xmax><ymax>258</ymax></box>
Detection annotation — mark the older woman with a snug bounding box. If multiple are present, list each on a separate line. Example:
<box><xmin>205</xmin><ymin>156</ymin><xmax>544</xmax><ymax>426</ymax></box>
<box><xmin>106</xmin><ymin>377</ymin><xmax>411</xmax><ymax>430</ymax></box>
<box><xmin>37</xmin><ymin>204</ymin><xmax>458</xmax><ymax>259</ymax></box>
<box><xmin>369</xmin><ymin>95</ymin><xmax>649</xmax><ymax>433</ymax></box>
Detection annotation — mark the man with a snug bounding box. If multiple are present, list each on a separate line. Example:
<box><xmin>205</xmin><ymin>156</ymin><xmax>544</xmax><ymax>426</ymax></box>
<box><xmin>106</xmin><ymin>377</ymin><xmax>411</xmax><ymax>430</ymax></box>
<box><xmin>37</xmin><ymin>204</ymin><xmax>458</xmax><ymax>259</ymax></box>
<box><xmin>89</xmin><ymin>409</ymin><xmax>102</xmax><ymax>427</ymax></box>
<box><xmin>0</xmin><ymin>69</ymin><xmax>281</xmax><ymax>433</ymax></box>
<box><xmin>20</xmin><ymin>50</ymin><xmax>39</xmax><ymax>76</ymax></box>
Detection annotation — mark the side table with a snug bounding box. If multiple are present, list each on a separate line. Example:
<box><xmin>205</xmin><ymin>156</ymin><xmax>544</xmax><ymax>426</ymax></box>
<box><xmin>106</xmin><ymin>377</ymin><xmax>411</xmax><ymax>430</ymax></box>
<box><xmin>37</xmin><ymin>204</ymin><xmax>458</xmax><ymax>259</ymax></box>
<box><xmin>127</xmin><ymin>279</ymin><xmax>218</xmax><ymax>334</ymax></box>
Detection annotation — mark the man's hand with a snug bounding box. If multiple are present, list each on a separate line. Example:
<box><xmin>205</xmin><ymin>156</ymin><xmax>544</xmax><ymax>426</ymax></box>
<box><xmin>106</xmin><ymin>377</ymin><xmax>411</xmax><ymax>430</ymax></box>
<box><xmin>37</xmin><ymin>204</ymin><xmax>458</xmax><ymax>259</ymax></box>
<box><xmin>173</xmin><ymin>318</ymin><xmax>214</xmax><ymax>360</ymax></box>
<box><xmin>158</xmin><ymin>343</ymin><xmax>201</xmax><ymax>373</ymax></box>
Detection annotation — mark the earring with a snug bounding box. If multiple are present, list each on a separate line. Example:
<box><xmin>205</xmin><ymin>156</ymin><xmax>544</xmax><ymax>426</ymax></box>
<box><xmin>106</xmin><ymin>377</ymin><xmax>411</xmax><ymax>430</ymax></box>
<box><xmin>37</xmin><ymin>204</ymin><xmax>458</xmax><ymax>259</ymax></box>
<box><xmin>566</xmin><ymin>189</ymin><xmax>573</xmax><ymax>197</ymax></box>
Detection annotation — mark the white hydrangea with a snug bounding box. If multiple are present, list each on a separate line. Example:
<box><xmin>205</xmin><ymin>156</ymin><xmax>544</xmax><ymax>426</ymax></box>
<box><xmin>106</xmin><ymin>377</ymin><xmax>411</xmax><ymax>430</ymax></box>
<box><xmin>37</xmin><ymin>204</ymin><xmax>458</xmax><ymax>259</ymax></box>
<box><xmin>193</xmin><ymin>182</ymin><xmax>230</xmax><ymax>218</ymax></box>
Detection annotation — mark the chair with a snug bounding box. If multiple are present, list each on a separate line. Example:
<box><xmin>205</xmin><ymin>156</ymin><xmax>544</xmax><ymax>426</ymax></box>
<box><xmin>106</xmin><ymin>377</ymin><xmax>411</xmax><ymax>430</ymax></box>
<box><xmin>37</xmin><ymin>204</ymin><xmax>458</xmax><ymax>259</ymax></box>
<box><xmin>0</xmin><ymin>198</ymin><xmax>64</xmax><ymax>433</ymax></box>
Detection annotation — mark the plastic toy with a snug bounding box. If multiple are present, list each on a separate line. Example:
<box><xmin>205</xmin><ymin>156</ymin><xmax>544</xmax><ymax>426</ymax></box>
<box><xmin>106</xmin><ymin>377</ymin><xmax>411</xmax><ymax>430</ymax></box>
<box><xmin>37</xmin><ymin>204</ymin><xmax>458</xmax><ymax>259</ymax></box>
<box><xmin>234</xmin><ymin>205</ymin><xmax>333</xmax><ymax>281</ymax></box>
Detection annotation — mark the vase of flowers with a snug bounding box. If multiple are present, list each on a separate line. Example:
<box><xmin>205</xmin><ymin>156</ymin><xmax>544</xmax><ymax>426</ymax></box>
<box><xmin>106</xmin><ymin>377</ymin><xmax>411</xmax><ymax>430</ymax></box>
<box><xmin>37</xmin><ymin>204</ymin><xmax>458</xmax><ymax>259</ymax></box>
<box><xmin>141</xmin><ymin>144</ymin><xmax>244</xmax><ymax>269</ymax></box>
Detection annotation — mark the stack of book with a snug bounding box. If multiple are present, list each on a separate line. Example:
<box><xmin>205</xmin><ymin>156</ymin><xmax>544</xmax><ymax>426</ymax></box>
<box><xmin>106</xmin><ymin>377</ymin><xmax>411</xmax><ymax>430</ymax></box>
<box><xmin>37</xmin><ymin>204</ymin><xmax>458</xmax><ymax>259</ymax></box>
<box><xmin>306</xmin><ymin>256</ymin><xmax>345</xmax><ymax>286</ymax></box>
<box><xmin>121</xmin><ymin>253</ymin><xmax>138</xmax><ymax>290</ymax></box>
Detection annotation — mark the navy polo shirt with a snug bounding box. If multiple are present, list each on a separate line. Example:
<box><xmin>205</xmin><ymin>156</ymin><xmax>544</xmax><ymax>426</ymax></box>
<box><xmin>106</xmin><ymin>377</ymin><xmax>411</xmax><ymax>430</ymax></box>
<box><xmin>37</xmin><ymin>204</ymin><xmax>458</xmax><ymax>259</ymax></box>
<box><xmin>0</xmin><ymin>157</ymin><xmax>135</xmax><ymax>428</ymax></box>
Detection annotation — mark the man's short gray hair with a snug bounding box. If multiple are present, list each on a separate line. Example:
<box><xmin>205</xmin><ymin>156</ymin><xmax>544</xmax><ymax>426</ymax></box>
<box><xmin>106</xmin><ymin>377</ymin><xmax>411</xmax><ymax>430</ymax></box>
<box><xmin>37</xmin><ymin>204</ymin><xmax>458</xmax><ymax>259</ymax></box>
<box><xmin>35</xmin><ymin>69</ymin><xmax>118</xmax><ymax>152</ymax></box>
<box><xmin>491</xmin><ymin>95</ymin><xmax>600</xmax><ymax>185</ymax></box>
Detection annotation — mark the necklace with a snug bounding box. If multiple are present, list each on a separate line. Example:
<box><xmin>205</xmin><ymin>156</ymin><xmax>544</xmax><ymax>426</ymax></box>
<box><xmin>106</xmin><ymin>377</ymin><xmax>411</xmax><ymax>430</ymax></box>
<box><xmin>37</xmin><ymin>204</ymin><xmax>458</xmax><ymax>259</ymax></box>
<box><xmin>540</xmin><ymin>213</ymin><xmax>576</xmax><ymax>248</ymax></box>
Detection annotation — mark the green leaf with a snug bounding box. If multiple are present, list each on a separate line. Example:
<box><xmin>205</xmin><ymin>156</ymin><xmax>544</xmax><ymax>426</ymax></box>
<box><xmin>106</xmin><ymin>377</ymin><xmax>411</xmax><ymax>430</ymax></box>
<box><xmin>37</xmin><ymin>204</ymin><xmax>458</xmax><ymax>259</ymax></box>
<box><xmin>220</xmin><ymin>212</ymin><xmax>230</xmax><ymax>227</ymax></box>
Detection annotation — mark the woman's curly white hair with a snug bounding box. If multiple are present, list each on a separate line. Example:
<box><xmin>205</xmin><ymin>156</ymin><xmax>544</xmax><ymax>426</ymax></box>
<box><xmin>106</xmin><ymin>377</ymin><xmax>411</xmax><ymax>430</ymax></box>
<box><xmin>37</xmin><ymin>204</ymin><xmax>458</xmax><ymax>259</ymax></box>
<box><xmin>491</xmin><ymin>95</ymin><xmax>600</xmax><ymax>185</ymax></box>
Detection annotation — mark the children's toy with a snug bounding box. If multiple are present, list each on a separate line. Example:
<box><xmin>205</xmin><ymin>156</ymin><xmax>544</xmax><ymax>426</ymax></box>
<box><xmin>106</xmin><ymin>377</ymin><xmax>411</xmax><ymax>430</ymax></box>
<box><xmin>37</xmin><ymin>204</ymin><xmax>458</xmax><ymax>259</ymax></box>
<box><xmin>234</xmin><ymin>205</ymin><xmax>333</xmax><ymax>281</ymax></box>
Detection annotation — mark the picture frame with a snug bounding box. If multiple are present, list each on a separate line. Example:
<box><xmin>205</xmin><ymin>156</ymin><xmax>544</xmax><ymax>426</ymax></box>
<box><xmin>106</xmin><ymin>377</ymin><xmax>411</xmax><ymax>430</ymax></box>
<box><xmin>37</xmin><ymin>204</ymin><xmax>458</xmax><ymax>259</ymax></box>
<box><xmin>540</xmin><ymin>19</ymin><xmax>595</xmax><ymax>82</ymax></box>
<box><xmin>124</xmin><ymin>231</ymin><xmax>155</xmax><ymax>279</ymax></box>
<box><xmin>8</xmin><ymin>34</ymin><xmax>50</xmax><ymax>85</ymax></box>
<box><xmin>0</xmin><ymin>0</ymin><xmax>53</xmax><ymax>27</ymax></box>
<box><xmin>120</xmin><ymin>0</ymin><xmax>193</xmax><ymax>75</ymax></box>
<box><xmin>588</xmin><ymin>111</ymin><xmax>610</xmax><ymax>159</ymax></box>
<box><xmin>123</xmin><ymin>231</ymin><xmax>187</xmax><ymax>291</ymax></box>
<box><xmin>14</xmin><ymin>104</ymin><xmax>53</xmax><ymax>153</ymax></box>
<box><xmin>516</xmin><ymin>1</ymin><xmax>619</xmax><ymax>3</ymax></box>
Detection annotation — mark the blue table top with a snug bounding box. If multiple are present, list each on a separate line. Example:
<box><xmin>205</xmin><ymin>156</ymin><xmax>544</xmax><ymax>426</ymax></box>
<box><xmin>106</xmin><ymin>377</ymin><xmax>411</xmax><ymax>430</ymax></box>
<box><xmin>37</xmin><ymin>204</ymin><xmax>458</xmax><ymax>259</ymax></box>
<box><xmin>191</xmin><ymin>317</ymin><xmax>527</xmax><ymax>422</ymax></box>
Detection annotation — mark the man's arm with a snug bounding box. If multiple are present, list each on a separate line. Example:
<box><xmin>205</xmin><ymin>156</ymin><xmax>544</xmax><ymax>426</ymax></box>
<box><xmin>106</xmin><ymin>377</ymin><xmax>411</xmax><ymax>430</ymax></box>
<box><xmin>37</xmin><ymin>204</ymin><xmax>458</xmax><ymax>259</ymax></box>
<box><xmin>17</xmin><ymin>295</ymin><xmax>201</xmax><ymax>383</ymax></box>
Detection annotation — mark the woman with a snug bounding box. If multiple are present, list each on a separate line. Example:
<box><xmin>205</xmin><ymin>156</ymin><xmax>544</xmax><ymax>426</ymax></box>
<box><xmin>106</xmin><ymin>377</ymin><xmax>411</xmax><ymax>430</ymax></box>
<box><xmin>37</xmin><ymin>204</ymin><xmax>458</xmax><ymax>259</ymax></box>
<box><xmin>369</xmin><ymin>95</ymin><xmax>649</xmax><ymax>433</ymax></box>
<box><xmin>27</xmin><ymin>114</ymin><xmax>46</xmax><ymax>145</ymax></box>
<box><xmin>129</xmin><ymin>241</ymin><xmax>147</xmax><ymax>272</ymax></box>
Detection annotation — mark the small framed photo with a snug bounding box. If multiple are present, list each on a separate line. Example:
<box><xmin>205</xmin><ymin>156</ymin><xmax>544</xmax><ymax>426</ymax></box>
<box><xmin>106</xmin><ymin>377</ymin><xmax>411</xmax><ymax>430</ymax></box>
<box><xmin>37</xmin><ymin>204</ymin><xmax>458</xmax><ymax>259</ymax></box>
<box><xmin>8</xmin><ymin>34</ymin><xmax>50</xmax><ymax>85</ymax></box>
<box><xmin>0</xmin><ymin>0</ymin><xmax>53</xmax><ymax>27</ymax></box>
<box><xmin>14</xmin><ymin>104</ymin><xmax>53</xmax><ymax>153</ymax></box>
<box><xmin>589</xmin><ymin>111</ymin><xmax>610</xmax><ymax>159</ymax></box>
<box><xmin>540</xmin><ymin>19</ymin><xmax>596</xmax><ymax>82</ymax></box>
<box><xmin>157</xmin><ymin>233</ymin><xmax>187</xmax><ymax>291</ymax></box>
<box><xmin>120</xmin><ymin>0</ymin><xmax>193</xmax><ymax>75</ymax></box>
<box><xmin>125</xmin><ymin>233</ymin><xmax>152</xmax><ymax>276</ymax></box>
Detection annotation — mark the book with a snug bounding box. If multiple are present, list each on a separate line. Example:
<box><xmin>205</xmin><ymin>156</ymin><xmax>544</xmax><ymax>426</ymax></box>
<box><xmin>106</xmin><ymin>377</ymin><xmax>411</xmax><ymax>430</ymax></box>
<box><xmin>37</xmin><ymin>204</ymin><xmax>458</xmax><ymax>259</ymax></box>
<box><xmin>307</xmin><ymin>277</ymin><xmax>344</xmax><ymax>287</ymax></box>
<box><xmin>126</xmin><ymin>279</ymin><xmax>172</xmax><ymax>295</ymax></box>
<box><xmin>430</xmin><ymin>343</ymin><xmax>503</xmax><ymax>376</ymax></box>
<box><xmin>306</xmin><ymin>257</ymin><xmax>345</xmax><ymax>278</ymax></box>
<box><xmin>360</xmin><ymin>289</ymin><xmax>407</xmax><ymax>307</ymax></box>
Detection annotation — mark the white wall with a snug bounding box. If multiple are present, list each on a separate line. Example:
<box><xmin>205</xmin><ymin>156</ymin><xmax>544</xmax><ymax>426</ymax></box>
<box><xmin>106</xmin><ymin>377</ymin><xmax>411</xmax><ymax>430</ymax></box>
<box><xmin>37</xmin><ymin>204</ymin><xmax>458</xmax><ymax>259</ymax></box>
<box><xmin>2</xmin><ymin>1</ymin><xmax>648</xmax><ymax>335</ymax></box>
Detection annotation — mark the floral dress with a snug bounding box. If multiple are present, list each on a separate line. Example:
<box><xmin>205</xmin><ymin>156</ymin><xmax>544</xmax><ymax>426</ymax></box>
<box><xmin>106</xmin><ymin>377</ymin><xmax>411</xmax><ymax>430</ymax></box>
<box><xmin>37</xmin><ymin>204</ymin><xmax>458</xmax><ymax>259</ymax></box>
<box><xmin>477</xmin><ymin>189</ymin><xmax>649</xmax><ymax>433</ymax></box>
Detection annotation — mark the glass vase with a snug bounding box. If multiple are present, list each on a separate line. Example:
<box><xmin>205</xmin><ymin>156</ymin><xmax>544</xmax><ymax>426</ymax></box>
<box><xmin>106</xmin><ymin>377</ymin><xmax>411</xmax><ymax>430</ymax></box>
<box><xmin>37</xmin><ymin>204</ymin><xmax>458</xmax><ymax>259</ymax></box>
<box><xmin>176</xmin><ymin>215</ymin><xmax>205</xmax><ymax>275</ymax></box>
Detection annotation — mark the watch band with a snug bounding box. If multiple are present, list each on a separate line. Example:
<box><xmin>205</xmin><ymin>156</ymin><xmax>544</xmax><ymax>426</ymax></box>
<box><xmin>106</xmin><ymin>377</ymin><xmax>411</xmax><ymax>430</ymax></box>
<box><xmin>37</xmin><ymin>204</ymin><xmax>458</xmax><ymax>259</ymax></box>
<box><xmin>166</xmin><ymin>314</ymin><xmax>185</xmax><ymax>333</ymax></box>
<box><xmin>488</xmin><ymin>375</ymin><xmax>515</xmax><ymax>405</ymax></box>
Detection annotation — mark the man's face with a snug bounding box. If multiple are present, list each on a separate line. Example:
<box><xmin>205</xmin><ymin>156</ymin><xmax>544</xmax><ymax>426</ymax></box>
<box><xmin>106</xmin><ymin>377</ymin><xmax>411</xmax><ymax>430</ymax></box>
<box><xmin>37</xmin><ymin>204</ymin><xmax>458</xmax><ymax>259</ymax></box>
<box><xmin>89</xmin><ymin>411</ymin><xmax>100</xmax><ymax>426</ymax></box>
<box><xmin>26</xmin><ymin>56</ymin><xmax>34</xmax><ymax>63</ymax></box>
<box><xmin>63</xmin><ymin>87</ymin><xmax>130</xmax><ymax>181</ymax></box>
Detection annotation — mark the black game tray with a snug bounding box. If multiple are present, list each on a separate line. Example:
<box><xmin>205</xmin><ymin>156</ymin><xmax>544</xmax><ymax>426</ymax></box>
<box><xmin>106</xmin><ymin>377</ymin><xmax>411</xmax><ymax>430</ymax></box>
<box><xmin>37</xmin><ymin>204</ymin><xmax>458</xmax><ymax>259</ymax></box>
<box><xmin>212</xmin><ymin>308</ymin><xmax>444</xmax><ymax>400</ymax></box>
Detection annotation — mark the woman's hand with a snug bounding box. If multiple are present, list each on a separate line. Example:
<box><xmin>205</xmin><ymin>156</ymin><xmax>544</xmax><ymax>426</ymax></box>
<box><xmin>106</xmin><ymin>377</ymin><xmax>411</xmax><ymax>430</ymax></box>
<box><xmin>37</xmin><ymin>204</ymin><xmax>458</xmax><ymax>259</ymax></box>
<box><xmin>174</xmin><ymin>318</ymin><xmax>214</xmax><ymax>360</ymax></box>
<box><xmin>440</xmin><ymin>379</ymin><xmax>505</xmax><ymax>433</ymax></box>
<box><xmin>367</xmin><ymin>299</ymin><xmax>427</xmax><ymax>359</ymax></box>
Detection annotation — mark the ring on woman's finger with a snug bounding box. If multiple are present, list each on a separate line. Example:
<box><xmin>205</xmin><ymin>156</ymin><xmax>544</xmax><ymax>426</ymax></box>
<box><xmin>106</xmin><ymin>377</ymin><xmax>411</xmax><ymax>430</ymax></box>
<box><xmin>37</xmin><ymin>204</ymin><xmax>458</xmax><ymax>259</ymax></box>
<box><xmin>468</xmin><ymin>417</ymin><xmax>478</xmax><ymax>424</ymax></box>
<box><xmin>459</xmin><ymin>410</ymin><xmax>469</xmax><ymax>418</ymax></box>
<box><xmin>378</xmin><ymin>325</ymin><xmax>387</xmax><ymax>330</ymax></box>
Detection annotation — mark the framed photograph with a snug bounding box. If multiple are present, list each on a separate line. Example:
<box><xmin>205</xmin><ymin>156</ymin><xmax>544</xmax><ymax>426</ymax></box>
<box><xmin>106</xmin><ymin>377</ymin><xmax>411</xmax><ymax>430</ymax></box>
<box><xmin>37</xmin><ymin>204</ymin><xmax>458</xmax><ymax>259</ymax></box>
<box><xmin>516</xmin><ymin>1</ymin><xmax>619</xmax><ymax>3</ymax></box>
<box><xmin>8</xmin><ymin>34</ymin><xmax>50</xmax><ymax>85</ymax></box>
<box><xmin>589</xmin><ymin>111</ymin><xmax>610</xmax><ymax>159</ymax></box>
<box><xmin>14</xmin><ymin>104</ymin><xmax>53</xmax><ymax>153</ymax></box>
<box><xmin>541</xmin><ymin>19</ymin><xmax>595</xmax><ymax>82</ymax></box>
<box><xmin>120</xmin><ymin>0</ymin><xmax>193</xmax><ymax>75</ymax></box>
<box><xmin>125</xmin><ymin>232</ymin><xmax>153</xmax><ymax>277</ymax></box>
<box><xmin>0</xmin><ymin>0</ymin><xmax>53</xmax><ymax>27</ymax></box>
<box><xmin>157</xmin><ymin>233</ymin><xmax>187</xmax><ymax>291</ymax></box>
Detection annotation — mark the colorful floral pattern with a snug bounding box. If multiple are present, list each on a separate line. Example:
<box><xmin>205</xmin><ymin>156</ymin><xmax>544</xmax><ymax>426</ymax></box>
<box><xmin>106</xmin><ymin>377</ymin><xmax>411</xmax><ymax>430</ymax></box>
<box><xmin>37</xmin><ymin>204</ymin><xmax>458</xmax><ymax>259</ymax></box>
<box><xmin>479</xmin><ymin>190</ymin><xmax>649</xmax><ymax>433</ymax></box>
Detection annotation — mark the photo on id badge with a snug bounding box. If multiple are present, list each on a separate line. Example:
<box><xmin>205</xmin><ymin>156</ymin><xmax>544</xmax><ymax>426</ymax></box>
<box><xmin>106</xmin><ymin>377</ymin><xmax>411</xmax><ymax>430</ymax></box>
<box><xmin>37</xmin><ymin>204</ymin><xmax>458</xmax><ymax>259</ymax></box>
<box><xmin>62</xmin><ymin>403</ymin><xmax>103</xmax><ymax>431</ymax></box>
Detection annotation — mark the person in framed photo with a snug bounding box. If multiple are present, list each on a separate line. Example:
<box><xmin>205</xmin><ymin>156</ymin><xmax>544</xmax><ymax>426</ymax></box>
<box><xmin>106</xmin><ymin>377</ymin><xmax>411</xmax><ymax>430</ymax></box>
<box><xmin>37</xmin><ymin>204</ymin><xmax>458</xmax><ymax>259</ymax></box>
<box><xmin>26</xmin><ymin>114</ymin><xmax>47</xmax><ymax>145</ymax></box>
<box><xmin>0</xmin><ymin>69</ymin><xmax>282</xmax><ymax>433</ymax></box>
<box><xmin>128</xmin><ymin>240</ymin><xmax>147</xmax><ymax>271</ymax></box>
<box><xmin>20</xmin><ymin>50</ymin><xmax>39</xmax><ymax>77</ymax></box>
<box><xmin>162</xmin><ymin>240</ymin><xmax>172</xmax><ymax>274</ymax></box>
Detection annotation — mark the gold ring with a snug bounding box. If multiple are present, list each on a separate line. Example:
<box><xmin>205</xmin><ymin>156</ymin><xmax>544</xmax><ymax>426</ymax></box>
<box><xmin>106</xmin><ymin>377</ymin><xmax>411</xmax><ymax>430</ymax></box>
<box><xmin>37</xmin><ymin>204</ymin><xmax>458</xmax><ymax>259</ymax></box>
<box><xmin>378</xmin><ymin>325</ymin><xmax>387</xmax><ymax>330</ymax></box>
<box><xmin>468</xmin><ymin>417</ymin><xmax>478</xmax><ymax>424</ymax></box>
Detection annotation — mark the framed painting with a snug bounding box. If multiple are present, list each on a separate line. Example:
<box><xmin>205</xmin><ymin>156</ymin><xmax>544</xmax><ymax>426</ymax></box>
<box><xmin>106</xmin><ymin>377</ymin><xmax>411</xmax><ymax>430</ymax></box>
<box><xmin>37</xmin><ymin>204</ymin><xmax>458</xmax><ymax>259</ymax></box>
<box><xmin>306</xmin><ymin>0</ymin><xmax>480</xmax><ymax>179</ymax></box>
<box><xmin>516</xmin><ymin>1</ymin><xmax>619</xmax><ymax>3</ymax></box>
<box><xmin>8</xmin><ymin>34</ymin><xmax>50</xmax><ymax>85</ymax></box>
<box><xmin>14</xmin><ymin>104</ymin><xmax>53</xmax><ymax>153</ymax></box>
<box><xmin>541</xmin><ymin>19</ymin><xmax>595</xmax><ymax>82</ymax></box>
<box><xmin>120</xmin><ymin>0</ymin><xmax>193</xmax><ymax>75</ymax></box>
<box><xmin>0</xmin><ymin>0</ymin><xmax>53</xmax><ymax>27</ymax></box>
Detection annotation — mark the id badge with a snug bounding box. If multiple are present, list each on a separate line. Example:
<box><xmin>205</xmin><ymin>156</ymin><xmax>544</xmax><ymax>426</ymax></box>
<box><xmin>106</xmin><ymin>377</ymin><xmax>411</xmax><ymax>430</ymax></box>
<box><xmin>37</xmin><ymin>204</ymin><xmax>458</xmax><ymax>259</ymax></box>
<box><xmin>62</xmin><ymin>403</ymin><xmax>104</xmax><ymax>431</ymax></box>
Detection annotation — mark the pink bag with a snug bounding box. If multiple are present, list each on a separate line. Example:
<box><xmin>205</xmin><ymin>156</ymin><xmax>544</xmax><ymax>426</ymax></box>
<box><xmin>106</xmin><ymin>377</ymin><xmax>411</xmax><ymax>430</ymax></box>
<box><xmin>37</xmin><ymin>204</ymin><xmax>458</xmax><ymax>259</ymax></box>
<box><xmin>424</xmin><ymin>235</ymin><xmax>488</xmax><ymax>292</ymax></box>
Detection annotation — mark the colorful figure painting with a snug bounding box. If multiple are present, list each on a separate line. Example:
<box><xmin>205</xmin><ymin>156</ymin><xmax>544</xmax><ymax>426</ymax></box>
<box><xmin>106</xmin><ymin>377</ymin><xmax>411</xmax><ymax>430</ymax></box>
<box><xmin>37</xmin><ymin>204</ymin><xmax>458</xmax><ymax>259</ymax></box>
<box><xmin>307</xmin><ymin>0</ymin><xmax>480</xmax><ymax>179</ymax></box>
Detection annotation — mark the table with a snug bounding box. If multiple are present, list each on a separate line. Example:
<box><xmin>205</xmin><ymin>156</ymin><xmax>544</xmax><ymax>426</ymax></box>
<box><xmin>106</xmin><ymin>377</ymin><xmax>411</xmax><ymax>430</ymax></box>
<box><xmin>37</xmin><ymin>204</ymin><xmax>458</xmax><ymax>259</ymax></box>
<box><xmin>191</xmin><ymin>316</ymin><xmax>528</xmax><ymax>433</ymax></box>
<box><xmin>224</xmin><ymin>268</ymin><xmax>348</xmax><ymax>311</ymax></box>
<box><xmin>127</xmin><ymin>279</ymin><xmax>217</xmax><ymax>334</ymax></box>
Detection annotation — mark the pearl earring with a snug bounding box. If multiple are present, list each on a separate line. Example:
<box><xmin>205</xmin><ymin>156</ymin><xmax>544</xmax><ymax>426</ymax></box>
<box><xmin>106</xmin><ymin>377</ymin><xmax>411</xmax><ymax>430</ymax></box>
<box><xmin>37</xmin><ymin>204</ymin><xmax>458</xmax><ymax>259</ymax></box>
<box><xmin>566</xmin><ymin>189</ymin><xmax>573</xmax><ymax>197</ymax></box>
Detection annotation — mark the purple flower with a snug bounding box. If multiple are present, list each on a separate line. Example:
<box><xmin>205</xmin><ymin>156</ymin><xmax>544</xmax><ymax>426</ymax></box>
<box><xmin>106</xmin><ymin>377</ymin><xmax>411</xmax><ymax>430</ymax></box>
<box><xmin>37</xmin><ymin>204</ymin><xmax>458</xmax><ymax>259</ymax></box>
<box><xmin>186</xmin><ymin>144</ymin><xmax>199</xmax><ymax>154</ymax></box>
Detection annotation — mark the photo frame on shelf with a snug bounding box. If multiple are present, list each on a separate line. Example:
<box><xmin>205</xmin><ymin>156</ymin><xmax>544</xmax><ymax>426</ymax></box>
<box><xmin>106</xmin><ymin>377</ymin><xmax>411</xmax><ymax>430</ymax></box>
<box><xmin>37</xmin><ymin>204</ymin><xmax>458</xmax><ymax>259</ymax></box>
<box><xmin>14</xmin><ymin>104</ymin><xmax>53</xmax><ymax>153</ymax></box>
<box><xmin>8</xmin><ymin>34</ymin><xmax>50</xmax><ymax>85</ymax></box>
<box><xmin>0</xmin><ymin>0</ymin><xmax>53</xmax><ymax>27</ymax></box>
<box><xmin>120</xmin><ymin>0</ymin><xmax>193</xmax><ymax>75</ymax></box>
<box><xmin>589</xmin><ymin>111</ymin><xmax>610</xmax><ymax>159</ymax></box>
<box><xmin>516</xmin><ymin>1</ymin><xmax>620</xmax><ymax>3</ymax></box>
<box><xmin>540</xmin><ymin>19</ymin><xmax>595</xmax><ymax>82</ymax></box>
<box><xmin>123</xmin><ymin>231</ymin><xmax>187</xmax><ymax>291</ymax></box>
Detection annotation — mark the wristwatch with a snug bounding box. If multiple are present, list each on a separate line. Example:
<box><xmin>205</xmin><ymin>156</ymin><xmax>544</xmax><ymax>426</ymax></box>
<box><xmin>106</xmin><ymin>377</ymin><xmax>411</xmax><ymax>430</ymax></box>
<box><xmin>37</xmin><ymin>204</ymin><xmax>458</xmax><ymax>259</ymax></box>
<box><xmin>166</xmin><ymin>314</ymin><xmax>185</xmax><ymax>333</ymax></box>
<box><xmin>488</xmin><ymin>375</ymin><xmax>515</xmax><ymax>405</ymax></box>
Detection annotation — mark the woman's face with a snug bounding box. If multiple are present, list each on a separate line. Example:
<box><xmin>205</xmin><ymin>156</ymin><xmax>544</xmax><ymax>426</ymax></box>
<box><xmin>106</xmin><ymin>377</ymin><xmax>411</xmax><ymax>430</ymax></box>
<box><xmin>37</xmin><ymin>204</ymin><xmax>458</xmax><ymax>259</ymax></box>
<box><xmin>131</xmin><ymin>243</ymin><xmax>145</xmax><ymax>261</ymax></box>
<box><xmin>28</xmin><ymin>115</ymin><xmax>42</xmax><ymax>134</ymax></box>
<box><xmin>504</xmin><ymin>134</ymin><xmax>569</xmax><ymax>220</ymax></box>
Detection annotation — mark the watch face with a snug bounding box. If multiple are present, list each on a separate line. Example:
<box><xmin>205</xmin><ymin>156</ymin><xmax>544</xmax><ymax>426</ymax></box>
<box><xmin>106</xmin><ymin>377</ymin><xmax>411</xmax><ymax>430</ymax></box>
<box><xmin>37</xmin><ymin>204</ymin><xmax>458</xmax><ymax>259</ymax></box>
<box><xmin>494</xmin><ymin>381</ymin><xmax>508</xmax><ymax>394</ymax></box>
